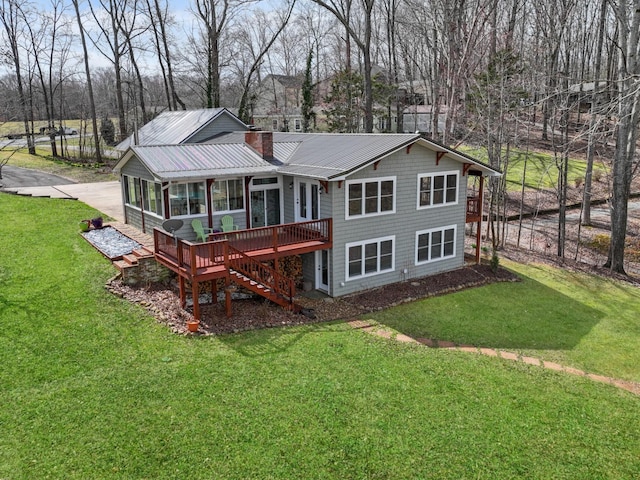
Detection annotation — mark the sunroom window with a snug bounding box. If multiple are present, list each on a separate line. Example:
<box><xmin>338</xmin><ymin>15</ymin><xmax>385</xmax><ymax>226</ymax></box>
<box><xmin>169</xmin><ymin>182</ymin><xmax>205</xmax><ymax>217</ymax></box>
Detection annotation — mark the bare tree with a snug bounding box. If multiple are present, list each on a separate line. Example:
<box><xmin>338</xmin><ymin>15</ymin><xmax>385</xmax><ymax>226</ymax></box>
<box><xmin>1</xmin><ymin>0</ymin><xmax>35</xmax><ymax>154</ymax></box>
<box><xmin>71</xmin><ymin>0</ymin><xmax>102</xmax><ymax>162</ymax></box>
<box><xmin>236</xmin><ymin>1</ymin><xmax>297</xmax><ymax>123</ymax></box>
<box><xmin>605</xmin><ymin>0</ymin><xmax>640</xmax><ymax>274</ymax></box>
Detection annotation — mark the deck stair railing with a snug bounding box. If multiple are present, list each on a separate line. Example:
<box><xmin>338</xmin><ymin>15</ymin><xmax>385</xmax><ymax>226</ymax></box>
<box><xmin>226</xmin><ymin>245</ymin><xmax>299</xmax><ymax>311</ymax></box>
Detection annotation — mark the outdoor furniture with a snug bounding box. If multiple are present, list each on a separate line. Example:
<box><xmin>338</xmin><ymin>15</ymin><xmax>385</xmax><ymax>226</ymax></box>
<box><xmin>191</xmin><ymin>219</ymin><xmax>214</xmax><ymax>242</ymax></box>
<box><xmin>221</xmin><ymin>215</ymin><xmax>239</xmax><ymax>232</ymax></box>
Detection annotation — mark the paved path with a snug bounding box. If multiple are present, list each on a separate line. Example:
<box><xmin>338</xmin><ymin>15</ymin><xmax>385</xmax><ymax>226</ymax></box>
<box><xmin>348</xmin><ymin>320</ymin><xmax>640</xmax><ymax>396</ymax></box>
<box><xmin>1</xmin><ymin>166</ymin><xmax>124</xmax><ymax>222</ymax></box>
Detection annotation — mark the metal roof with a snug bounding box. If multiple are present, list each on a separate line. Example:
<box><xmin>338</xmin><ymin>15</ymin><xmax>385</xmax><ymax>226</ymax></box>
<box><xmin>208</xmin><ymin>132</ymin><xmax>421</xmax><ymax>180</ymax></box>
<box><xmin>122</xmin><ymin>144</ymin><xmax>277</xmax><ymax>182</ymax></box>
<box><xmin>115</xmin><ymin>108</ymin><xmax>242</xmax><ymax>150</ymax></box>
<box><xmin>208</xmin><ymin>132</ymin><xmax>500</xmax><ymax>180</ymax></box>
<box><xmin>116</xmin><ymin>131</ymin><xmax>501</xmax><ymax>183</ymax></box>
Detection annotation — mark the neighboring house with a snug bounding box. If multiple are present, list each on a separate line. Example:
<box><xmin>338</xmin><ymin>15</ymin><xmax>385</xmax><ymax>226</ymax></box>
<box><xmin>402</xmin><ymin>105</ymin><xmax>446</xmax><ymax>134</ymax></box>
<box><xmin>114</xmin><ymin>109</ymin><xmax>500</xmax><ymax>320</ymax></box>
<box><xmin>251</xmin><ymin>74</ymin><xmax>305</xmax><ymax>132</ymax></box>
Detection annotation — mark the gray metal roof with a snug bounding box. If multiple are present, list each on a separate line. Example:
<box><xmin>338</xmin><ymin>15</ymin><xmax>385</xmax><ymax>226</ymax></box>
<box><xmin>208</xmin><ymin>132</ymin><xmax>421</xmax><ymax>180</ymax></box>
<box><xmin>115</xmin><ymin>108</ymin><xmax>241</xmax><ymax>150</ymax></box>
<box><xmin>117</xmin><ymin>131</ymin><xmax>501</xmax><ymax>183</ymax></box>
<box><xmin>122</xmin><ymin>144</ymin><xmax>277</xmax><ymax>181</ymax></box>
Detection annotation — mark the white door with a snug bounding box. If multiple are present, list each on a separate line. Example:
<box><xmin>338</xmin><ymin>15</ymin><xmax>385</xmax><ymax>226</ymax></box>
<box><xmin>294</xmin><ymin>179</ymin><xmax>320</xmax><ymax>222</ymax></box>
<box><xmin>315</xmin><ymin>250</ymin><xmax>329</xmax><ymax>292</ymax></box>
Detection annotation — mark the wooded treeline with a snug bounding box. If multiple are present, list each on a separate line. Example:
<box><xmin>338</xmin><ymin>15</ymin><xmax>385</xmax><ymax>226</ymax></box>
<box><xmin>2</xmin><ymin>0</ymin><xmax>639</xmax><ymax>273</ymax></box>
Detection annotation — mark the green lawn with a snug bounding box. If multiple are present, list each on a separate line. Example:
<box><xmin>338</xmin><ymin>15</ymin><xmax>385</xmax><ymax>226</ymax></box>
<box><xmin>1</xmin><ymin>193</ymin><xmax>639</xmax><ymax>479</ymax></box>
<box><xmin>461</xmin><ymin>146</ymin><xmax>608</xmax><ymax>191</ymax></box>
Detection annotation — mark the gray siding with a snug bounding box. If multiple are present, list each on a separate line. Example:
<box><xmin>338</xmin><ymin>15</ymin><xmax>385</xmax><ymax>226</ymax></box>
<box><xmin>328</xmin><ymin>143</ymin><xmax>468</xmax><ymax>297</ymax></box>
<box><xmin>186</xmin><ymin>113</ymin><xmax>247</xmax><ymax>143</ymax></box>
<box><xmin>282</xmin><ymin>176</ymin><xmax>295</xmax><ymax>223</ymax></box>
<box><xmin>120</xmin><ymin>156</ymin><xmax>156</xmax><ymax>181</ymax></box>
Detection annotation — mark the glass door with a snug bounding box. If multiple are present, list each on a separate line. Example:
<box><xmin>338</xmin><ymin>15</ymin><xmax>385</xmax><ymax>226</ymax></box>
<box><xmin>316</xmin><ymin>250</ymin><xmax>329</xmax><ymax>292</ymax></box>
<box><xmin>250</xmin><ymin>187</ymin><xmax>281</xmax><ymax>228</ymax></box>
<box><xmin>295</xmin><ymin>179</ymin><xmax>320</xmax><ymax>222</ymax></box>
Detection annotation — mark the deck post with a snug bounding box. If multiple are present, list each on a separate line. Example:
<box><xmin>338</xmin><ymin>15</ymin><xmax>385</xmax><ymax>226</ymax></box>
<box><xmin>192</xmin><ymin>280</ymin><xmax>201</xmax><ymax>321</ymax></box>
<box><xmin>212</xmin><ymin>280</ymin><xmax>218</xmax><ymax>304</ymax></box>
<box><xmin>179</xmin><ymin>276</ymin><xmax>186</xmax><ymax>308</ymax></box>
<box><xmin>475</xmin><ymin>175</ymin><xmax>484</xmax><ymax>265</ymax></box>
<box><xmin>225</xmin><ymin>278</ymin><xmax>232</xmax><ymax>318</ymax></box>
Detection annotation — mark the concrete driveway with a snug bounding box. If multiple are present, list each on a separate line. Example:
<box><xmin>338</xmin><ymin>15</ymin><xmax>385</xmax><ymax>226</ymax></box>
<box><xmin>1</xmin><ymin>166</ymin><xmax>123</xmax><ymax>222</ymax></box>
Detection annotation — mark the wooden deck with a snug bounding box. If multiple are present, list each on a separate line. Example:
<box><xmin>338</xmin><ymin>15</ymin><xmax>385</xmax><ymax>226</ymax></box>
<box><xmin>153</xmin><ymin>219</ymin><xmax>333</xmax><ymax>320</ymax></box>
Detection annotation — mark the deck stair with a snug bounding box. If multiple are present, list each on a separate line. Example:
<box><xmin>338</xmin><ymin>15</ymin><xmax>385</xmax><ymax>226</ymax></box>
<box><xmin>227</xmin><ymin>245</ymin><xmax>300</xmax><ymax>312</ymax></box>
<box><xmin>113</xmin><ymin>247</ymin><xmax>167</xmax><ymax>285</ymax></box>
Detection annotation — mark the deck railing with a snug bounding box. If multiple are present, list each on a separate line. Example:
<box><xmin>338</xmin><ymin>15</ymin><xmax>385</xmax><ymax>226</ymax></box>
<box><xmin>154</xmin><ymin>218</ymin><xmax>332</xmax><ymax>275</ymax></box>
<box><xmin>466</xmin><ymin>197</ymin><xmax>481</xmax><ymax>221</ymax></box>
<box><xmin>208</xmin><ymin>218</ymin><xmax>332</xmax><ymax>253</ymax></box>
<box><xmin>227</xmin><ymin>245</ymin><xmax>295</xmax><ymax>302</ymax></box>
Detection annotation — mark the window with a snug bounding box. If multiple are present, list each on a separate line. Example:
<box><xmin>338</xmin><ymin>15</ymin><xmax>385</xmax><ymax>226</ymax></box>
<box><xmin>124</xmin><ymin>175</ymin><xmax>141</xmax><ymax>208</ymax></box>
<box><xmin>169</xmin><ymin>182</ymin><xmax>205</xmax><ymax>217</ymax></box>
<box><xmin>212</xmin><ymin>179</ymin><xmax>244</xmax><ymax>212</ymax></box>
<box><xmin>346</xmin><ymin>236</ymin><xmax>395</xmax><ymax>280</ymax></box>
<box><xmin>142</xmin><ymin>180</ymin><xmax>162</xmax><ymax>216</ymax></box>
<box><xmin>294</xmin><ymin>119</ymin><xmax>302</xmax><ymax>131</ymax></box>
<box><xmin>346</xmin><ymin>177</ymin><xmax>395</xmax><ymax>218</ymax></box>
<box><xmin>416</xmin><ymin>226</ymin><xmax>456</xmax><ymax>264</ymax></box>
<box><xmin>417</xmin><ymin>172</ymin><xmax>458</xmax><ymax>208</ymax></box>
<box><xmin>272</xmin><ymin>119</ymin><xmax>278</xmax><ymax>131</ymax></box>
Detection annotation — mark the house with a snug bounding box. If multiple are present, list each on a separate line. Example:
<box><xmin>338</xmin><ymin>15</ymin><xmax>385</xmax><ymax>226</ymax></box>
<box><xmin>114</xmin><ymin>109</ymin><xmax>500</xmax><ymax>320</ymax></box>
<box><xmin>251</xmin><ymin>74</ymin><xmax>305</xmax><ymax>132</ymax></box>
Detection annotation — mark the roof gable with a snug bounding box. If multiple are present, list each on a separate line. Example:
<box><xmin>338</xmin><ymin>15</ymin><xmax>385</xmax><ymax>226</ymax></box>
<box><xmin>115</xmin><ymin>108</ymin><xmax>247</xmax><ymax>150</ymax></box>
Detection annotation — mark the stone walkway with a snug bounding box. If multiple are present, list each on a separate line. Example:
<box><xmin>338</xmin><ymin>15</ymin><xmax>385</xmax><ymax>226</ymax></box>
<box><xmin>348</xmin><ymin>319</ymin><xmax>640</xmax><ymax>396</ymax></box>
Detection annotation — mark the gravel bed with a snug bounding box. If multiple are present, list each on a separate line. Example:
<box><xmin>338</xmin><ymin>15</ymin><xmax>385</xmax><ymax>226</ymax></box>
<box><xmin>83</xmin><ymin>226</ymin><xmax>142</xmax><ymax>259</ymax></box>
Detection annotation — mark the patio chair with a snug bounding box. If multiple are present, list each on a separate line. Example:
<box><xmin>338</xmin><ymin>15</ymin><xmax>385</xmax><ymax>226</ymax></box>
<box><xmin>221</xmin><ymin>215</ymin><xmax>239</xmax><ymax>232</ymax></box>
<box><xmin>191</xmin><ymin>219</ymin><xmax>214</xmax><ymax>242</ymax></box>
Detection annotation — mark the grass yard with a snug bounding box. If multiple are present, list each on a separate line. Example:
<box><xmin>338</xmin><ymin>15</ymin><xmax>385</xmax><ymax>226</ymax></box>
<box><xmin>461</xmin><ymin>146</ymin><xmax>608</xmax><ymax>191</ymax></box>
<box><xmin>1</xmin><ymin>193</ymin><xmax>639</xmax><ymax>479</ymax></box>
<box><xmin>370</xmin><ymin>259</ymin><xmax>640</xmax><ymax>383</ymax></box>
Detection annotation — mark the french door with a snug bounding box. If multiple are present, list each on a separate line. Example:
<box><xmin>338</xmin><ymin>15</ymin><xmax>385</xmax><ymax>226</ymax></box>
<box><xmin>250</xmin><ymin>189</ymin><xmax>281</xmax><ymax>228</ymax></box>
<box><xmin>294</xmin><ymin>179</ymin><xmax>320</xmax><ymax>222</ymax></box>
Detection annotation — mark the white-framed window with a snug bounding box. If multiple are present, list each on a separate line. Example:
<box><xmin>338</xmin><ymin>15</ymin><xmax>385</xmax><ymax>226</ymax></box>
<box><xmin>294</xmin><ymin>118</ymin><xmax>302</xmax><ymax>131</ymax></box>
<box><xmin>123</xmin><ymin>175</ymin><xmax>141</xmax><ymax>209</ymax></box>
<box><xmin>169</xmin><ymin>182</ymin><xmax>206</xmax><ymax>217</ymax></box>
<box><xmin>417</xmin><ymin>171</ymin><xmax>459</xmax><ymax>208</ymax></box>
<box><xmin>415</xmin><ymin>225</ymin><xmax>457</xmax><ymax>264</ymax></box>
<box><xmin>346</xmin><ymin>236</ymin><xmax>395</xmax><ymax>280</ymax></box>
<box><xmin>142</xmin><ymin>180</ymin><xmax>163</xmax><ymax>216</ymax></box>
<box><xmin>212</xmin><ymin>179</ymin><xmax>244</xmax><ymax>212</ymax></box>
<box><xmin>272</xmin><ymin>119</ymin><xmax>278</xmax><ymax>131</ymax></box>
<box><xmin>346</xmin><ymin>177</ymin><xmax>396</xmax><ymax>219</ymax></box>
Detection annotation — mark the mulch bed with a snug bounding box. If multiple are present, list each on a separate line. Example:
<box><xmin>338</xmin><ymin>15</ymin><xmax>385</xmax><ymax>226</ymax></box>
<box><xmin>106</xmin><ymin>263</ymin><xmax>519</xmax><ymax>336</ymax></box>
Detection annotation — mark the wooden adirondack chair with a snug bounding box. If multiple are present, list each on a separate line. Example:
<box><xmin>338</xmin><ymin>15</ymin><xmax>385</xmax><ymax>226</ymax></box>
<box><xmin>221</xmin><ymin>215</ymin><xmax>239</xmax><ymax>232</ymax></box>
<box><xmin>191</xmin><ymin>219</ymin><xmax>214</xmax><ymax>242</ymax></box>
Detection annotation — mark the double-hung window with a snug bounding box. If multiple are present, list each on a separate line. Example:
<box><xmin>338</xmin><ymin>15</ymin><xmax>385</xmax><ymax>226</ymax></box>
<box><xmin>416</xmin><ymin>226</ymin><xmax>456</xmax><ymax>264</ymax></box>
<box><xmin>346</xmin><ymin>177</ymin><xmax>395</xmax><ymax>218</ymax></box>
<box><xmin>169</xmin><ymin>182</ymin><xmax>205</xmax><ymax>217</ymax></box>
<box><xmin>212</xmin><ymin>179</ymin><xmax>244</xmax><ymax>212</ymax></box>
<box><xmin>346</xmin><ymin>236</ymin><xmax>395</xmax><ymax>280</ymax></box>
<box><xmin>417</xmin><ymin>172</ymin><xmax>458</xmax><ymax>208</ymax></box>
<box><xmin>142</xmin><ymin>180</ymin><xmax>162</xmax><ymax>216</ymax></box>
<box><xmin>124</xmin><ymin>175</ymin><xmax>141</xmax><ymax>208</ymax></box>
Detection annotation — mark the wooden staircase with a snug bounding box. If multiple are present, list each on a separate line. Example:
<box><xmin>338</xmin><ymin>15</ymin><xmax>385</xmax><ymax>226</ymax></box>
<box><xmin>227</xmin><ymin>245</ymin><xmax>301</xmax><ymax>312</ymax></box>
<box><xmin>112</xmin><ymin>246</ymin><xmax>169</xmax><ymax>285</ymax></box>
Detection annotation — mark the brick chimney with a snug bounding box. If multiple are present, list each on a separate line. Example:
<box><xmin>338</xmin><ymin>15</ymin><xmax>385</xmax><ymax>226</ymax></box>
<box><xmin>245</xmin><ymin>130</ymin><xmax>273</xmax><ymax>160</ymax></box>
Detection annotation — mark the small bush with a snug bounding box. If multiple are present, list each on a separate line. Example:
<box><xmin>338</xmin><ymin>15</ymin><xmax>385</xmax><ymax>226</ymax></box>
<box><xmin>593</xmin><ymin>169</ymin><xmax>603</xmax><ymax>182</ymax></box>
<box><xmin>574</xmin><ymin>176</ymin><xmax>583</xmax><ymax>188</ymax></box>
<box><xmin>588</xmin><ymin>233</ymin><xmax>610</xmax><ymax>254</ymax></box>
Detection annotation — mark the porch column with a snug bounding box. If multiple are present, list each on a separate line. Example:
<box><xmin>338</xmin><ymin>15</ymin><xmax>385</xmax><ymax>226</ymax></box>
<box><xmin>192</xmin><ymin>280</ymin><xmax>201</xmax><ymax>321</ymax></box>
<box><xmin>475</xmin><ymin>175</ymin><xmax>484</xmax><ymax>265</ymax></box>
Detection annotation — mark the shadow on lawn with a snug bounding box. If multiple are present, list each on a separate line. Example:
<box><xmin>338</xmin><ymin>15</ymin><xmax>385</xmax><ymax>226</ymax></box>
<box><xmin>217</xmin><ymin>321</ymin><xmax>349</xmax><ymax>357</ymax></box>
<box><xmin>370</xmin><ymin>268</ymin><xmax>604</xmax><ymax>352</ymax></box>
